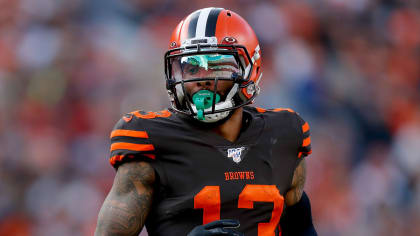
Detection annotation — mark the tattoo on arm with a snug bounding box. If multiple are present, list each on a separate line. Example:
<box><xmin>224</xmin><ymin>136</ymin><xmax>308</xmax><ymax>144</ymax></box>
<box><xmin>95</xmin><ymin>161</ymin><xmax>155</xmax><ymax>236</ymax></box>
<box><xmin>285</xmin><ymin>159</ymin><xmax>306</xmax><ymax>206</ymax></box>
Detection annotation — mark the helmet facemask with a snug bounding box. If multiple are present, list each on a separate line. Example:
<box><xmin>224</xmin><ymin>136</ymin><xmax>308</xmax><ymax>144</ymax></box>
<box><xmin>165</xmin><ymin>43</ymin><xmax>258</xmax><ymax>122</ymax></box>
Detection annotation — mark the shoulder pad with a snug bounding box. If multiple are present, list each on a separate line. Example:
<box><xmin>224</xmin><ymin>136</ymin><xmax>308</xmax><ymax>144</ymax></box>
<box><xmin>254</xmin><ymin>107</ymin><xmax>312</xmax><ymax>159</ymax></box>
<box><xmin>107</xmin><ymin>110</ymin><xmax>171</xmax><ymax>169</ymax></box>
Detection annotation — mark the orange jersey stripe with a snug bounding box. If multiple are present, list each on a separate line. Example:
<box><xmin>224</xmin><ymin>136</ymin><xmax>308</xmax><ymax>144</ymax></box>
<box><xmin>256</xmin><ymin>107</ymin><xmax>295</xmax><ymax>113</ymax></box>
<box><xmin>298</xmin><ymin>150</ymin><xmax>312</xmax><ymax>158</ymax></box>
<box><xmin>256</xmin><ymin>107</ymin><xmax>266</xmax><ymax>113</ymax></box>
<box><xmin>132</xmin><ymin>111</ymin><xmax>157</xmax><ymax>119</ymax></box>
<box><xmin>110</xmin><ymin>143</ymin><xmax>154</xmax><ymax>152</ymax></box>
<box><xmin>302</xmin><ymin>137</ymin><xmax>311</xmax><ymax>147</ymax></box>
<box><xmin>272</xmin><ymin>108</ymin><xmax>295</xmax><ymax>113</ymax></box>
<box><xmin>302</xmin><ymin>122</ymin><xmax>310</xmax><ymax>133</ymax></box>
<box><xmin>110</xmin><ymin>154</ymin><xmax>155</xmax><ymax>166</ymax></box>
<box><xmin>110</xmin><ymin>155</ymin><xmax>124</xmax><ymax>165</ymax></box>
<box><xmin>110</xmin><ymin>129</ymin><xmax>149</xmax><ymax>139</ymax></box>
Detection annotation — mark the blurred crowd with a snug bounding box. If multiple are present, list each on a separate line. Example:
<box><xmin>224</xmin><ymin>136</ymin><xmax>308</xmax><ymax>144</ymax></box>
<box><xmin>0</xmin><ymin>0</ymin><xmax>419</xmax><ymax>235</ymax></box>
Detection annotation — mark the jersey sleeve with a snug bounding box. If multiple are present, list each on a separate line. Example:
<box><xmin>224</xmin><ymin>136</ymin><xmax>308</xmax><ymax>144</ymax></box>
<box><xmin>295</xmin><ymin>113</ymin><xmax>312</xmax><ymax>158</ymax></box>
<box><xmin>108</xmin><ymin>112</ymin><xmax>156</xmax><ymax>169</ymax></box>
<box><xmin>253</xmin><ymin>106</ymin><xmax>312</xmax><ymax>159</ymax></box>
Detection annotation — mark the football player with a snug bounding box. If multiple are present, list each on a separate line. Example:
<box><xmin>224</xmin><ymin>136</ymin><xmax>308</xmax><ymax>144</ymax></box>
<box><xmin>95</xmin><ymin>7</ymin><xmax>317</xmax><ymax>236</ymax></box>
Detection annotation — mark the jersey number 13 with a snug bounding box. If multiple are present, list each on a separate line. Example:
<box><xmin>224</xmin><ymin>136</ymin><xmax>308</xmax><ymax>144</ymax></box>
<box><xmin>194</xmin><ymin>185</ymin><xmax>284</xmax><ymax>236</ymax></box>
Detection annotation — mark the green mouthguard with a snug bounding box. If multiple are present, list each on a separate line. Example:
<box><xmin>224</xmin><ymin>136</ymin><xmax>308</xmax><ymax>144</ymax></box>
<box><xmin>192</xmin><ymin>90</ymin><xmax>220</xmax><ymax>120</ymax></box>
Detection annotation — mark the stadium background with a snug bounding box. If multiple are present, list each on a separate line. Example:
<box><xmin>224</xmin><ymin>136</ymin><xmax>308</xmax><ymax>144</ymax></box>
<box><xmin>0</xmin><ymin>0</ymin><xmax>419</xmax><ymax>235</ymax></box>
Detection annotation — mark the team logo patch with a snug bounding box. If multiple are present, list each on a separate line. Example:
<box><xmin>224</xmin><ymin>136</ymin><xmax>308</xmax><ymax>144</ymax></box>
<box><xmin>227</xmin><ymin>147</ymin><xmax>246</xmax><ymax>163</ymax></box>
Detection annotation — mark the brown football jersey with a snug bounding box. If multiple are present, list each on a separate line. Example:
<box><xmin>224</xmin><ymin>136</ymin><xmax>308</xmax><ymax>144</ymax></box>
<box><xmin>108</xmin><ymin>106</ymin><xmax>312</xmax><ymax>236</ymax></box>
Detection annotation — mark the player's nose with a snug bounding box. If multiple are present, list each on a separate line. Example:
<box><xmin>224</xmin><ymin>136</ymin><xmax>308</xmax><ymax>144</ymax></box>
<box><xmin>185</xmin><ymin>78</ymin><xmax>218</xmax><ymax>96</ymax></box>
<box><xmin>195</xmin><ymin>80</ymin><xmax>214</xmax><ymax>89</ymax></box>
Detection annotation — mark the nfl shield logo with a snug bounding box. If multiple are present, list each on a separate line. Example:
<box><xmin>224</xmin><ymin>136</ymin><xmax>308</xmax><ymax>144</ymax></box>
<box><xmin>227</xmin><ymin>147</ymin><xmax>246</xmax><ymax>163</ymax></box>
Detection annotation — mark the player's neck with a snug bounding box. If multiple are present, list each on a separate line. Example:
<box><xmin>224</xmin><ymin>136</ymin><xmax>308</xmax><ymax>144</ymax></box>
<box><xmin>212</xmin><ymin>108</ymin><xmax>243</xmax><ymax>143</ymax></box>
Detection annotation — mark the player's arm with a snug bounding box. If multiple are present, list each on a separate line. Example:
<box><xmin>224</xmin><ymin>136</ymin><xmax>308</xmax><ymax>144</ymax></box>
<box><xmin>95</xmin><ymin>161</ymin><xmax>155</xmax><ymax>236</ymax></box>
<box><xmin>280</xmin><ymin>159</ymin><xmax>317</xmax><ymax>235</ymax></box>
<box><xmin>284</xmin><ymin>159</ymin><xmax>306</xmax><ymax>206</ymax></box>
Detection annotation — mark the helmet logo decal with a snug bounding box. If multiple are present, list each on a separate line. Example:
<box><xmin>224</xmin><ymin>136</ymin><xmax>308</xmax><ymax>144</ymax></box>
<box><xmin>222</xmin><ymin>36</ymin><xmax>237</xmax><ymax>44</ymax></box>
<box><xmin>170</xmin><ymin>41</ymin><xmax>177</xmax><ymax>48</ymax></box>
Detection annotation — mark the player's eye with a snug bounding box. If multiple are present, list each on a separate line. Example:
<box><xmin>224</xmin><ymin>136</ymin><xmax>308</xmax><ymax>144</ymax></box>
<box><xmin>188</xmin><ymin>66</ymin><xmax>199</xmax><ymax>74</ymax></box>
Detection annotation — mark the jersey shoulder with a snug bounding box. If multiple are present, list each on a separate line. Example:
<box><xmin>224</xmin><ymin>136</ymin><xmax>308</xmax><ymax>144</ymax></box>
<box><xmin>246</xmin><ymin>106</ymin><xmax>298</xmax><ymax>125</ymax></box>
<box><xmin>108</xmin><ymin>109</ymin><xmax>173</xmax><ymax>169</ymax></box>
<box><xmin>247</xmin><ymin>106</ymin><xmax>312</xmax><ymax>158</ymax></box>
